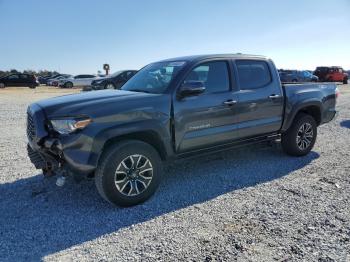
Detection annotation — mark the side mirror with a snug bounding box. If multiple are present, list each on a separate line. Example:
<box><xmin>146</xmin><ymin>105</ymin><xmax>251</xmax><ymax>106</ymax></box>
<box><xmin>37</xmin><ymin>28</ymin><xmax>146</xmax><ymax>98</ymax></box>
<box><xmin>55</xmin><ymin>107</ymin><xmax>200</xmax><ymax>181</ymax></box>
<box><xmin>178</xmin><ymin>81</ymin><xmax>205</xmax><ymax>98</ymax></box>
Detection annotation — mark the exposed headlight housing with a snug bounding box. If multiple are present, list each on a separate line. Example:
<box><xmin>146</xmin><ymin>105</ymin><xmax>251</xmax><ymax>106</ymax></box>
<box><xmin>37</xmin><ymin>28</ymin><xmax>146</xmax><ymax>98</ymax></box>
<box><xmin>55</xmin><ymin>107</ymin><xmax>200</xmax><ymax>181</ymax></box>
<box><xmin>50</xmin><ymin>117</ymin><xmax>92</xmax><ymax>135</ymax></box>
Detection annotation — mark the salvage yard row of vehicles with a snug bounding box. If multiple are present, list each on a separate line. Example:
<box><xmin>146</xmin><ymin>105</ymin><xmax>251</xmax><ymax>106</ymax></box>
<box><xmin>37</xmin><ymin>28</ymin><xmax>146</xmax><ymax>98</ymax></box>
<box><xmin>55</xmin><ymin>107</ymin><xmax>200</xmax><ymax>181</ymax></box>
<box><xmin>279</xmin><ymin>67</ymin><xmax>348</xmax><ymax>84</ymax></box>
<box><xmin>26</xmin><ymin>53</ymin><xmax>338</xmax><ymax>207</ymax></box>
<box><xmin>279</xmin><ymin>70</ymin><xmax>319</xmax><ymax>83</ymax></box>
<box><xmin>37</xmin><ymin>71</ymin><xmax>137</xmax><ymax>90</ymax></box>
<box><xmin>314</xmin><ymin>66</ymin><xmax>348</xmax><ymax>84</ymax></box>
<box><xmin>1</xmin><ymin>65</ymin><xmax>348</xmax><ymax>90</ymax></box>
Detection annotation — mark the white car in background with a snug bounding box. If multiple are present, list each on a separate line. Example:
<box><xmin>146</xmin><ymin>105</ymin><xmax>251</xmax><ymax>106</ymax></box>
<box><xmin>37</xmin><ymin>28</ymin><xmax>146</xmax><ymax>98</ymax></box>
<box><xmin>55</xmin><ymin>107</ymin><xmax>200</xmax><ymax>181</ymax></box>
<box><xmin>58</xmin><ymin>74</ymin><xmax>99</xmax><ymax>88</ymax></box>
<box><xmin>47</xmin><ymin>75</ymin><xmax>71</xmax><ymax>86</ymax></box>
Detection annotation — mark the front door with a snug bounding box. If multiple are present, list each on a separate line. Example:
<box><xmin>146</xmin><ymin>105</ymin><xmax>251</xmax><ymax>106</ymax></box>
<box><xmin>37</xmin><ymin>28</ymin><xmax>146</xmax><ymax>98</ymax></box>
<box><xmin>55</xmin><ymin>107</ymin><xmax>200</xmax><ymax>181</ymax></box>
<box><xmin>114</xmin><ymin>73</ymin><xmax>127</xmax><ymax>89</ymax></box>
<box><xmin>173</xmin><ymin>60</ymin><xmax>239</xmax><ymax>153</ymax></box>
<box><xmin>234</xmin><ymin>60</ymin><xmax>284</xmax><ymax>139</ymax></box>
<box><xmin>6</xmin><ymin>74</ymin><xmax>20</xmax><ymax>86</ymax></box>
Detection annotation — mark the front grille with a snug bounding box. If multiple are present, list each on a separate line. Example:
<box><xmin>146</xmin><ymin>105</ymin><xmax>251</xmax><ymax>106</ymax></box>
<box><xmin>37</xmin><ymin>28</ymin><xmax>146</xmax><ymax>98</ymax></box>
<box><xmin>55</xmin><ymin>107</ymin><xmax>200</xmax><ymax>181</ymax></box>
<box><xmin>27</xmin><ymin>144</ymin><xmax>46</xmax><ymax>169</ymax></box>
<box><xmin>27</xmin><ymin>112</ymin><xmax>36</xmax><ymax>141</ymax></box>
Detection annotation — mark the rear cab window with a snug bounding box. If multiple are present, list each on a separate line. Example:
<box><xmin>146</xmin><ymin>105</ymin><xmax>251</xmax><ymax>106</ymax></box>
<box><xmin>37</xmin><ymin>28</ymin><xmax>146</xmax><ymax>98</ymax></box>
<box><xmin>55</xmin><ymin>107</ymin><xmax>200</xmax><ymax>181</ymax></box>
<box><xmin>235</xmin><ymin>60</ymin><xmax>272</xmax><ymax>90</ymax></box>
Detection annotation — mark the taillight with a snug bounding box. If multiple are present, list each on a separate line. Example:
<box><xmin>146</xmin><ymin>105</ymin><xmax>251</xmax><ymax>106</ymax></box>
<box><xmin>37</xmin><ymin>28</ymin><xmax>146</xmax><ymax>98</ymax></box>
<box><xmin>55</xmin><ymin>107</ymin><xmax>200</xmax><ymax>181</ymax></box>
<box><xmin>335</xmin><ymin>88</ymin><xmax>340</xmax><ymax>99</ymax></box>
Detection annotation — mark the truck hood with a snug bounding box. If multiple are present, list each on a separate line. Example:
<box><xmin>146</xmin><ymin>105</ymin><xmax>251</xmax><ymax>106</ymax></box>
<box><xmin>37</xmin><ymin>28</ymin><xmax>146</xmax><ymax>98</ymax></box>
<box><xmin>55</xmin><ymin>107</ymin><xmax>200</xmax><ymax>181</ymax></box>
<box><xmin>35</xmin><ymin>90</ymin><xmax>167</xmax><ymax>117</ymax></box>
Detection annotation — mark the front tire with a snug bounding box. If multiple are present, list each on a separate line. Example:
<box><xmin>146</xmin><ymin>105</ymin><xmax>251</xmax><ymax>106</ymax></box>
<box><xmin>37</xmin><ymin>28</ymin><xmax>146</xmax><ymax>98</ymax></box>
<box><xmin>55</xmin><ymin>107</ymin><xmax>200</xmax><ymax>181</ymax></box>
<box><xmin>65</xmin><ymin>82</ymin><xmax>73</xmax><ymax>88</ymax></box>
<box><xmin>104</xmin><ymin>83</ymin><xmax>115</xmax><ymax>89</ymax></box>
<box><xmin>343</xmin><ymin>78</ymin><xmax>348</xmax><ymax>84</ymax></box>
<box><xmin>281</xmin><ymin>113</ymin><xmax>317</xmax><ymax>156</ymax></box>
<box><xmin>95</xmin><ymin>140</ymin><xmax>162</xmax><ymax>207</ymax></box>
<box><xmin>0</xmin><ymin>83</ymin><xmax>5</xmax><ymax>88</ymax></box>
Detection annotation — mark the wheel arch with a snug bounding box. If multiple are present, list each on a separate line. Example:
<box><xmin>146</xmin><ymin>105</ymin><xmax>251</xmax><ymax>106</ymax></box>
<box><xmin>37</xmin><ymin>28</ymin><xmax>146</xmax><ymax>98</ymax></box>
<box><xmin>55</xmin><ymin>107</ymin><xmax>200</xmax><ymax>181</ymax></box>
<box><xmin>103</xmin><ymin>130</ymin><xmax>168</xmax><ymax>159</ymax></box>
<box><xmin>298</xmin><ymin>105</ymin><xmax>321</xmax><ymax>125</ymax></box>
<box><xmin>65</xmin><ymin>81</ymin><xmax>73</xmax><ymax>87</ymax></box>
<box><xmin>282</xmin><ymin>102</ymin><xmax>322</xmax><ymax>132</ymax></box>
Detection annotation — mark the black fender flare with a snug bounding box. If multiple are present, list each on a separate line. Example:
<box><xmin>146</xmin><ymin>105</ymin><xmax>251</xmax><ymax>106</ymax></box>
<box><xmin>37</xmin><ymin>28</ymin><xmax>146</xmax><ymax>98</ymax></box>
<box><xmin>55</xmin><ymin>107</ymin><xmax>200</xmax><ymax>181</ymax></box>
<box><xmin>281</xmin><ymin>100</ymin><xmax>322</xmax><ymax>132</ymax></box>
<box><xmin>87</xmin><ymin>120</ymin><xmax>173</xmax><ymax>167</ymax></box>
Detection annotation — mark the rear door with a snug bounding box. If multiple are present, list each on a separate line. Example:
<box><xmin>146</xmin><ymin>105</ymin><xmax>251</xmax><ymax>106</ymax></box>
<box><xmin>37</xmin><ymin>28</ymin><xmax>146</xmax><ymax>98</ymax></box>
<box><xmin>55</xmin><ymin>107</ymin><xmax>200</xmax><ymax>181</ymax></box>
<box><xmin>73</xmin><ymin>75</ymin><xmax>83</xmax><ymax>86</ymax></box>
<box><xmin>173</xmin><ymin>60</ymin><xmax>240</xmax><ymax>152</ymax></box>
<box><xmin>335</xmin><ymin>68</ymin><xmax>343</xmax><ymax>82</ymax></box>
<box><xmin>233</xmin><ymin>59</ymin><xmax>284</xmax><ymax>139</ymax></box>
<box><xmin>82</xmin><ymin>75</ymin><xmax>96</xmax><ymax>86</ymax></box>
<box><xmin>19</xmin><ymin>74</ymin><xmax>30</xmax><ymax>86</ymax></box>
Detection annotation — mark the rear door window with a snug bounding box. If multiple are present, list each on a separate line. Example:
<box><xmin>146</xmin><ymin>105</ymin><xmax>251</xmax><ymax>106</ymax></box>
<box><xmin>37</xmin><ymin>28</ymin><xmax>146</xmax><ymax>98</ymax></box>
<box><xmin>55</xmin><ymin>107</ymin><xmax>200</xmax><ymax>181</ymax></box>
<box><xmin>236</xmin><ymin>60</ymin><xmax>272</xmax><ymax>89</ymax></box>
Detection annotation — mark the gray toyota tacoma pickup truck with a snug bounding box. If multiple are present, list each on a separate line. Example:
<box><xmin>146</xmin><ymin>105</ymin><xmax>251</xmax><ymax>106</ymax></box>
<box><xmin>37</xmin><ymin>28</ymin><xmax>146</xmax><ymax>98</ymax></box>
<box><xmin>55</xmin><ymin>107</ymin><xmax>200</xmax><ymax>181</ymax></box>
<box><xmin>27</xmin><ymin>54</ymin><xmax>338</xmax><ymax>206</ymax></box>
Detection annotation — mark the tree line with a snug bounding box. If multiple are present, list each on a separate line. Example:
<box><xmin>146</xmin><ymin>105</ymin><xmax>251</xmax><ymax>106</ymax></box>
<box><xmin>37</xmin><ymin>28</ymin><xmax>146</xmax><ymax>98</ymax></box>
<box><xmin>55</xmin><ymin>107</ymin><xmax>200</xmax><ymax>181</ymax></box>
<box><xmin>0</xmin><ymin>69</ymin><xmax>60</xmax><ymax>78</ymax></box>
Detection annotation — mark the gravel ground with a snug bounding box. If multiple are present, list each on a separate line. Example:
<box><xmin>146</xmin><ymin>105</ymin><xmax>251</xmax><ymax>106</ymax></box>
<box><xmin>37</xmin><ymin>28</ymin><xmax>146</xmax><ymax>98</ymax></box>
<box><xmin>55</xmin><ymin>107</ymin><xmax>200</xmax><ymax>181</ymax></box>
<box><xmin>0</xmin><ymin>85</ymin><xmax>349</xmax><ymax>261</ymax></box>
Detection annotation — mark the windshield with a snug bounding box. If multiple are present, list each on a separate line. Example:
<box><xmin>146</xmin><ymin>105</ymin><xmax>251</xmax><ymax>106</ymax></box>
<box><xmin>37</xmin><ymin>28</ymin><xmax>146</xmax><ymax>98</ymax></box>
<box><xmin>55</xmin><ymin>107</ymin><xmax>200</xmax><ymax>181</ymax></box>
<box><xmin>110</xmin><ymin>71</ymin><xmax>124</xmax><ymax>77</ymax></box>
<box><xmin>303</xmin><ymin>71</ymin><xmax>312</xmax><ymax>77</ymax></box>
<box><xmin>121</xmin><ymin>61</ymin><xmax>186</xmax><ymax>94</ymax></box>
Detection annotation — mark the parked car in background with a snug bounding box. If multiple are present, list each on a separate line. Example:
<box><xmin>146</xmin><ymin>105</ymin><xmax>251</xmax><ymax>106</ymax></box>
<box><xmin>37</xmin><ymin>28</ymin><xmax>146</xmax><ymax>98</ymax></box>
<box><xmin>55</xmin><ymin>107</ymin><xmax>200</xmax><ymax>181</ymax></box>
<box><xmin>26</xmin><ymin>53</ymin><xmax>338</xmax><ymax>206</ymax></box>
<box><xmin>0</xmin><ymin>73</ymin><xmax>39</xmax><ymax>89</ymax></box>
<box><xmin>38</xmin><ymin>75</ymin><xmax>52</xmax><ymax>85</ymax></box>
<box><xmin>314</xmin><ymin>66</ymin><xmax>348</xmax><ymax>84</ymax></box>
<box><xmin>50</xmin><ymin>75</ymin><xmax>72</xmax><ymax>87</ymax></box>
<box><xmin>59</xmin><ymin>74</ymin><xmax>98</xmax><ymax>88</ymax></box>
<box><xmin>46</xmin><ymin>74</ymin><xmax>71</xmax><ymax>86</ymax></box>
<box><xmin>87</xmin><ymin>70</ymin><xmax>137</xmax><ymax>91</ymax></box>
<box><xmin>279</xmin><ymin>70</ymin><xmax>318</xmax><ymax>83</ymax></box>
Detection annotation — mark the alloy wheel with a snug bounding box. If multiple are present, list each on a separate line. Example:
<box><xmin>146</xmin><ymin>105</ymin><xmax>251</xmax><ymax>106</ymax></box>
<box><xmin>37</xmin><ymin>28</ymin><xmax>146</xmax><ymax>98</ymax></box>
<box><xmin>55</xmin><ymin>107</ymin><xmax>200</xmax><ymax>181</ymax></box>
<box><xmin>114</xmin><ymin>154</ymin><xmax>153</xmax><ymax>196</ymax></box>
<box><xmin>296</xmin><ymin>123</ymin><xmax>313</xmax><ymax>150</ymax></box>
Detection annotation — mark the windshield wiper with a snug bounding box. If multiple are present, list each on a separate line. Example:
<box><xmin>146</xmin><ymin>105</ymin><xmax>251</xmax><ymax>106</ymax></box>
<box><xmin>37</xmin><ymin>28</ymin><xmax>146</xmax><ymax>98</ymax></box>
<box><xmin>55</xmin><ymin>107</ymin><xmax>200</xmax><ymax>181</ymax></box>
<box><xmin>128</xmin><ymin>89</ymin><xmax>151</xmax><ymax>93</ymax></box>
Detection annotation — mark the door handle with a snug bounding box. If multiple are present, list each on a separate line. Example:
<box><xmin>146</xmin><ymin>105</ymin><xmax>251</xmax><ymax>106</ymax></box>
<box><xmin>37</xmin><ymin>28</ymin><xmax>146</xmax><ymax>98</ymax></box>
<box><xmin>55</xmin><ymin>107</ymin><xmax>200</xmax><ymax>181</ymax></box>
<box><xmin>268</xmin><ymin>94</ymin><xmax>280</xmax><ymax>99</ymax></box>
<box><xmin>223</xmin><ymin>100</ymin><xmax>237</xmax><ymax>106</ymax></box>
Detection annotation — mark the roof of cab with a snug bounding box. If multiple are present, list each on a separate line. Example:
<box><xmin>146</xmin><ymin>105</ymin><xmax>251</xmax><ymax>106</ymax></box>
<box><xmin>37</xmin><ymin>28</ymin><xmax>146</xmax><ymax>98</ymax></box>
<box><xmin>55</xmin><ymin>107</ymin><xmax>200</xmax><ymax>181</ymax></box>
<box><xmin>158</xmin><ymin>53</ymin><xmax>268</xmax><ymax>63</ymax></box>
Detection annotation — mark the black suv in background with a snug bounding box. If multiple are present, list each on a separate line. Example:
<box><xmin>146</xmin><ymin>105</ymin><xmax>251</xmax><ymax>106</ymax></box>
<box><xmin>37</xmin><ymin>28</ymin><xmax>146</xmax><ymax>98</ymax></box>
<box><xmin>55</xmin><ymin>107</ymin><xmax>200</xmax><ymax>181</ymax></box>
<box><xmin>88</xmin><ymin>70</ymin><xmax>137</xmax><ymax>91</ymax></box>
<box><xmin>0</xmin><ymin>73</ymin><xmax>39</xmax><ymax>88</ymax></box>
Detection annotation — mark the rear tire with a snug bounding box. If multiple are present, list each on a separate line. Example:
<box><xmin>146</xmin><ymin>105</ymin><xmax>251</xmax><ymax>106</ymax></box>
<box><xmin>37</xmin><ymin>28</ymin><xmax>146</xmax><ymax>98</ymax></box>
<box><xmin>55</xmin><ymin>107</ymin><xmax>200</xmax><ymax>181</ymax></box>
<box><xmin>95</xmin><ymin>140</ymin><xmax>162</xmax><ymax>207</ymax></box>
<box><xmin>29</xmin><ymin>85</ymin><xmax>36</xmax><ymax>89</ymax></box>
<box><xmin>281</xmin><ymin>113</ymin><xmax>317</xmax><ymax>156</ymax></box>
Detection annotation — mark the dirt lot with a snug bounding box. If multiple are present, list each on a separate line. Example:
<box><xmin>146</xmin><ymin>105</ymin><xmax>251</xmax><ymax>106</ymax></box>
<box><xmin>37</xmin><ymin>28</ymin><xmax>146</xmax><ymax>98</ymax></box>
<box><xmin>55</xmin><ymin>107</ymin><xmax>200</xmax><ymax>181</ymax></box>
<box><xmin>0</xmin><ymin>85</ymin><xmax>349</xmax><ymax>261</ymax></box>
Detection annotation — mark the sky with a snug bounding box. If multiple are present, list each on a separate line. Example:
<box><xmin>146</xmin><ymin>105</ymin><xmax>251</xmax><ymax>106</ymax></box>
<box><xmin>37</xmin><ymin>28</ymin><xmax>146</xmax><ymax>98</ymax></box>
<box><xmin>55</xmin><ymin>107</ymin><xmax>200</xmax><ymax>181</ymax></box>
<box><xmin>0</xmin><ymin>0</ymin><xmax>349</xmax><ymax>74</ymax></box>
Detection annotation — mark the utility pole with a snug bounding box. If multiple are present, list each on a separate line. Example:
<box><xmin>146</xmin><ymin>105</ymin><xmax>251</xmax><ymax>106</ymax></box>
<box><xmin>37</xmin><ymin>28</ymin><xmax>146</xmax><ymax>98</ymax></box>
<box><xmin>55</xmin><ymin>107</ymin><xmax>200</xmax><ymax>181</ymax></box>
<box><xmin>103</xmin><ymin>64</ymin><xmax>110</xmax><ymax>75</ymax></box>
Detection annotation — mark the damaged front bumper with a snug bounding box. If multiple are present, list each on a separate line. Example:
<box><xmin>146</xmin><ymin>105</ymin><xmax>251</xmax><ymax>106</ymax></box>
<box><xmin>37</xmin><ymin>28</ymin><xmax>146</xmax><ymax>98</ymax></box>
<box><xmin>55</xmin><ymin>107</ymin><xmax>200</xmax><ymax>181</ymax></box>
<box><xmin>26</xmin><ymin>104</ymin><xmax>96</xmax><ymax>179</ymax></box>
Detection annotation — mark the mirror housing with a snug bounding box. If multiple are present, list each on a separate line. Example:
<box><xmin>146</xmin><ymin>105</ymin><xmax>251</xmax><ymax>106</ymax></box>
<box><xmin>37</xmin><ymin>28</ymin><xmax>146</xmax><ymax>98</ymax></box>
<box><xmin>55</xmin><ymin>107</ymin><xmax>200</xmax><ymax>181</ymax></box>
<box><xmin>178</xmin><ymin>81</ymin><xmax>205</xmax><ymax>98</ymax></box>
